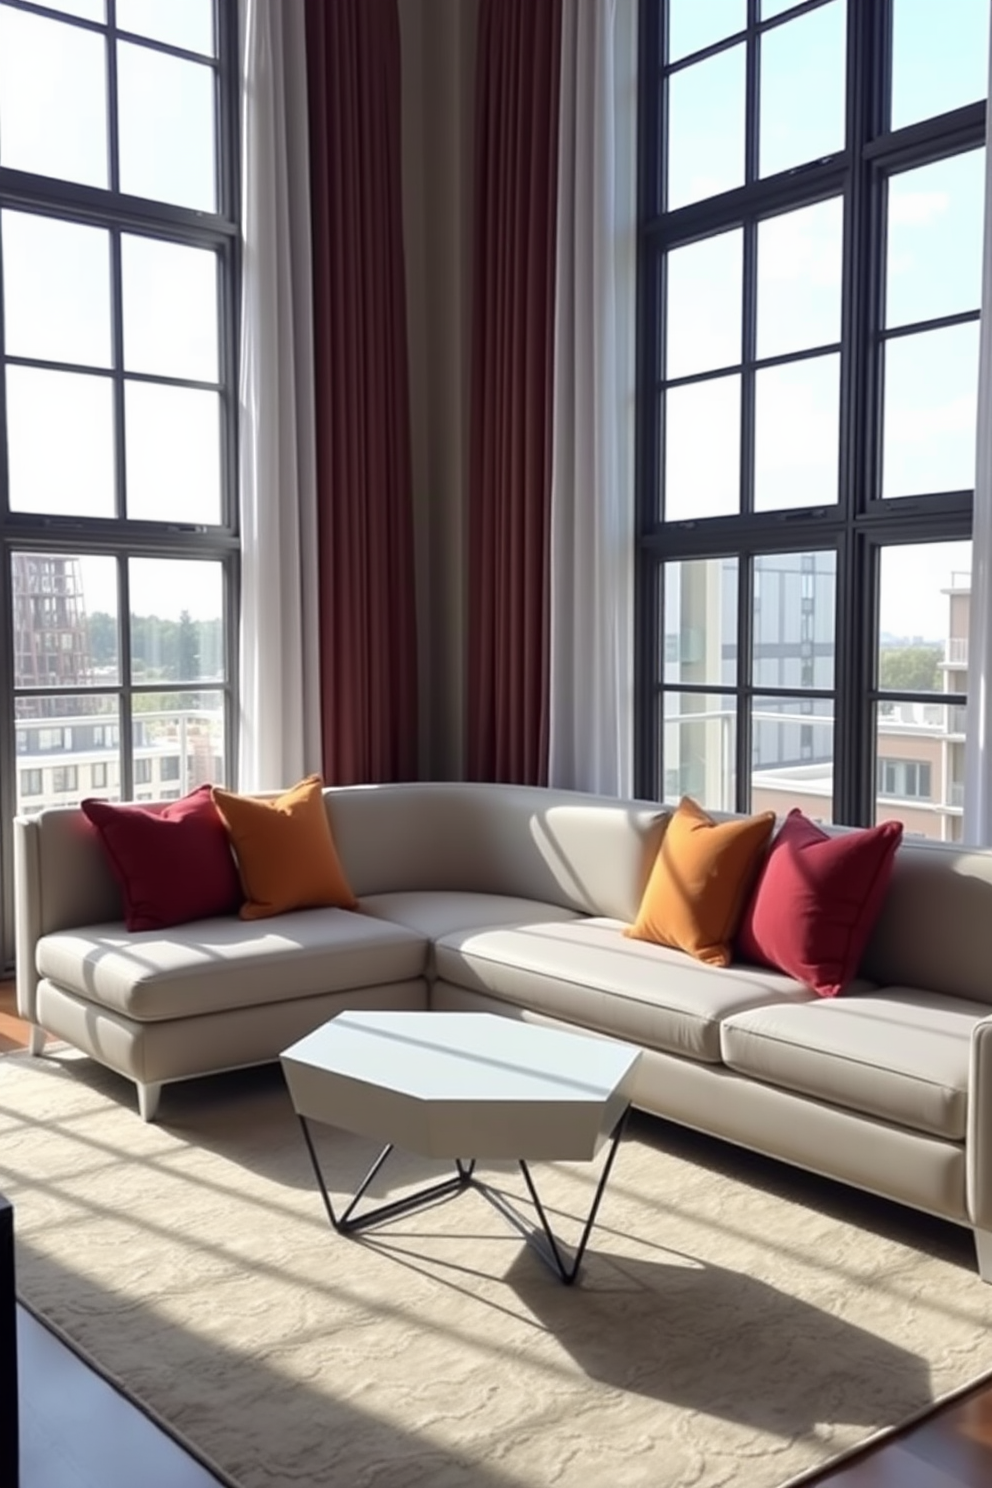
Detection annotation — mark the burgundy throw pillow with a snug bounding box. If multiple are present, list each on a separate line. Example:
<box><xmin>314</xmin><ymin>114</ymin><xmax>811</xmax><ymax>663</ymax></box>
<box><xmin>736</xmin><ymin>809</ymin><xmax>903</xmax><ymax>998</ymax></box>
<box><xmin>82</xmin><ymin>786</ymin><xmax>243</xmax><ymax>932</ymax></box>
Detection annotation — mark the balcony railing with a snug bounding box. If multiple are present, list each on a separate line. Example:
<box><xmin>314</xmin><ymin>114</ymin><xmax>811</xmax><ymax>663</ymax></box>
<box><xmin>945</xmin><ymin>637</ymin><xmax>968</xmax><ymax>666</ymax></box>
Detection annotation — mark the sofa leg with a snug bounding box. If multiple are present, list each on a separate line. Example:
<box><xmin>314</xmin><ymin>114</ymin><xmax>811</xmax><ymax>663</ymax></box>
<box><xmin>27</xmin><ymin>1024</ymin><xmax>45</xmax><ymax>1056</ymax></box>
<box><xmin>975</xmin><ymin>1228</ymin><xmax>992</xmax><ymax>1283</ymax></box>
<box><xmin>137</xmin><ymin>1082</ymin><xmax>162</xmax><ymax>1123</ymax></box>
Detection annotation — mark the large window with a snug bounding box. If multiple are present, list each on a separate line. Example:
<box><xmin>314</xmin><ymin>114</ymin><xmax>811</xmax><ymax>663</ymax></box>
<box><xmin>0</xmin><ymin>0</ymin><xmax>240</xmax><ymax>961</ymax></box>
<box><xmin>637</xmin><ymin>0</ymin><xmax>987</xmax><ymax>844</ymax></box>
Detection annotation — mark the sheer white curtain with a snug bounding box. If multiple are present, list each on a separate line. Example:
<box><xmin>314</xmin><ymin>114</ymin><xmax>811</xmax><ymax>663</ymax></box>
<box><xmin>547</xmin><ymin>0</ymin><xmax>638</xmax><ymax>797</ymax></box>
<box><xmin>964</xmin><ymin>34</ymin><xmax>992</xmax><ymax>844</ymax></box>
<box><xmin>237</xmin><ymin>0</ymin><xmax>322</xmax><ymax>791</ymax></box>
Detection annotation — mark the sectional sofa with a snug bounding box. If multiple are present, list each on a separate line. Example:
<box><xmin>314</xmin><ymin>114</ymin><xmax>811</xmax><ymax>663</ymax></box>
<box><xmin>15</xmin><ymin>780</ymin><xmax>992</xmax><ymax>1280</ymax></box>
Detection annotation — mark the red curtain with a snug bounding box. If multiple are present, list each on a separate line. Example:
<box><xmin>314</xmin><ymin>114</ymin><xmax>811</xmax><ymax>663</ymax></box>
<box><xmin>305</xmin><ymin>0</ymin><xmax>418</xmax><ymax>784</ymax></box>
<box><xmin>467</xmin><ymin>0</ymin><xmax>563</xmax><ymax>784</ymax></box>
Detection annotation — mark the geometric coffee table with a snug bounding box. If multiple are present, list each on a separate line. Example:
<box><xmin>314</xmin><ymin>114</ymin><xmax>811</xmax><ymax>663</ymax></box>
<box><xmin>280</xmin><ymin>1010</ymin><xmax>641</xmax><ymax>1285</ymax></box>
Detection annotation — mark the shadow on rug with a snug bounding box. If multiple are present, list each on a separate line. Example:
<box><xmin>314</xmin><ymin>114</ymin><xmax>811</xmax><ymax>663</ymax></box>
<box><xmin>3</xmin><ymin>1049</ymin><xmax>992</xmax><ymax>1488</ymax></box>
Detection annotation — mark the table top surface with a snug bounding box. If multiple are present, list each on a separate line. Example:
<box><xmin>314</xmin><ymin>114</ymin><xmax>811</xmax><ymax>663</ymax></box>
<box><xmin>281</xmin><ymin>1011</ymin><xmax>640</xmax><ymax>1108</ymax></box>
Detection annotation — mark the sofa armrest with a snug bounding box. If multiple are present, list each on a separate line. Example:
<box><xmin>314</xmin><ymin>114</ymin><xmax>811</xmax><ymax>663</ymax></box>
<box><xmin>968</xmin><ymin>1014</ymin><xmax>992</xmax><ymax>1228</ymax></box>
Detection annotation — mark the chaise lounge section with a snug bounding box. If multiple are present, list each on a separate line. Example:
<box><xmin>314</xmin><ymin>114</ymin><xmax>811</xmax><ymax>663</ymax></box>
<box><xmin>15</xmin><ymin>780</ymin><xmax>992</xmax><ymax>1280</ymax></box>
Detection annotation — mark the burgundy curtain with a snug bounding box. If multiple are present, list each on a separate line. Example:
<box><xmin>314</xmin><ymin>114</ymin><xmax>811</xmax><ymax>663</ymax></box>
<box><xmin>305</xmin><ymin>0</ymin><xmax>418</xmax><ymax>784</ymax></box>
<box><xmin>467</xmin><ymin>0</ymin><xmax>563</xmax><ymax>784</ymax></box>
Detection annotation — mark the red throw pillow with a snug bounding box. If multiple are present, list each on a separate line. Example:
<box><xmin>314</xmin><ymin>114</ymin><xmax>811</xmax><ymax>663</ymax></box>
<box><xmin>736</xmin><ymin>809</ymin><xmax>903</xmax><ymax>998</ymax></box>
<box><xmin>82</xmin><ymin>786</ymin><xmax>243</xmax><ymax>932</ymax></box>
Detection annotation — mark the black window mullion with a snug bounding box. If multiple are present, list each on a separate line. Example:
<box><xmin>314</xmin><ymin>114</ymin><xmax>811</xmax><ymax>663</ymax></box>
<box><xmin>106</xmin><ymin>0</ymin><xmax>121</xmax><ymax>196</ymax></box>
<box><xmin>745</xmin><ymin>0</ymin><xmax>760</xmax><ymax>186</ymax></box>
<box><xmin>741</xmin><ymin>219</ymin><xmax>757</xmax><ymax>520</ymax></box>
<box><xmin>109</xmin><ymin>227</ymin><xmax>127</xmax><ymax>523</ymax></box>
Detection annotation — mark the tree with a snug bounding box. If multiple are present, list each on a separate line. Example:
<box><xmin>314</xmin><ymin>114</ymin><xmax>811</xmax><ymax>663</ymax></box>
<box><xmin>878</xmin><ymin>644</ymin><xmax>941</xmax><ymax>694</ymax></box>
<box><xmin>85</xmin><ymin>612</ymin><xmax>117</xmax><ymax>668</ymax></box>
<box><xmin>178</xmin><ymin>610</ymin><xmax>200</xmax><ymax>682</ymax></box>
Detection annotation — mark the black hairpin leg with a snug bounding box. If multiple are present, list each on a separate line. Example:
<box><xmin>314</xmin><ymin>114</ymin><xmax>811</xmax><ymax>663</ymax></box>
<box><xmin>477</xmin><ymin>1106</ymin><xmax>630</xmax><ymax>1285</ymax></box>
<box><xmin>298</xmin><ymin>1115</ymin><xmax>475</xmax><ymax>1234</ymax></box>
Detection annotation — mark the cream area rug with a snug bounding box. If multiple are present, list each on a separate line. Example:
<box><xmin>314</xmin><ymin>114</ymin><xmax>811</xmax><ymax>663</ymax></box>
<box><xmin>4</xmin><ymin>1050</ymin><xmax>992</xmax><ymax>1488</ymax></box>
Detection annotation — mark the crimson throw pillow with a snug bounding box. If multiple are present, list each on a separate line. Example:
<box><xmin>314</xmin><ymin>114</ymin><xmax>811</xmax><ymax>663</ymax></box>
<box><xmin>736</xmin><ymin>809</ymin><xmax>903</xmax><ymax>998</ymax></box>
<box><xmin>82</xmin><ymin>786</ymin><xmax>243</xmax><ymax>932</ymax></box>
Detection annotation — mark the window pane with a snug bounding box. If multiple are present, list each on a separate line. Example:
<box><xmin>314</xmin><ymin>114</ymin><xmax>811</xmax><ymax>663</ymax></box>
<box><xmin>37</xmin><ymin>1</ymin><xmax>105</xmax><ymax>21</ymax></box>
<box><xmin>116</xmin><ymin>0</ymin><xmax>215</xmax><ymax>57</ymax></box>
<box><xmin>663</xmin><ymin>558</ymin><xmax>738</xmax><ymax>686</ymax></box>
<box><xmin>892</xmin><ymin>0</ymin><xmax>990</xmax><ymax>131</ymax></box>
<box><xmin>751</xmin><ymin>696</ymin><xmax>834</xmax><ymax>820</ymax></box>
<box><xmin>761</xmin><ymin>0</ymin><xmax>801</xmax><ymax>16</ymax></box>
<box><xmin>15</xmin><ymin>695</ymin><xmax>121</xmax><ymax>813</ymax></box>
<box><xmin>117</xmin><ymin>43</ymin><xmax>215</xmax><ymax>211</ymax></box>
<box><xmin>760</xmin><ymin>1</ymin><xmax>846</xmax><ymax>178</ymax></box>
<box><xmin>122</xmin><ymin>235</ymin><xmax>219</xmax><ymax>381</ymax></box>
<box><xmin>124</xmin><ymin>382</ymin><xmax>222</xmax><ymax>523</ymax></box>
<box><xmin>6</xmin><ymin>366</ymin><xmax>115</xmax><ymax>518</ymax></box>
<box><xmin>754</xmin><ymin>354</ymin><xmax>840</xmax><ymax>512</ymax></box>
<box><xmin>2</xmin><ymin>211</ymin><xmax>112</xmax><ymax>367</ymax></box>
<box><xmin>881</xmin><ymin>323</ymin><xmax>979</xmax><ymax>498</ymax></box>
<box><xmin>667</xmin><ymin>0</ymin><xmax>745</xmax><ymax>63</ymax></box>
<box><xmin>876</xmin><ymin>538</ymin><xmax>969</xmax><ymax>843</ymax></box>
<box><xmin>666</xmin><ymin>230</ymin><xmax>742</xmax><ymax>379</ymax></box>
<box><xmin>668</xmin><ymin>45</ymin><xmax>745</xmax><ymax>210</ymax></box>
<box><xmin>12</xmin><ymin>552</ymin><xmax>119</xmax><ymax>689</ymax></box>
<box><xmin>886</xmin><ymin>150</ymin><xmax>985</xmax><ymax>330</ymax></box>
<box><xmin>664</xmin><ymin>375</ymin><xmax>741</xmax><ymax>520</ymax></box>
<box><xmin>129</xmin><ymin>559</ymin><xmax>225</xmax><ymax>684</ymax></box>
<box><xmin>877</xmin><ymin>542</ymin><xmax>971</xmax><ymax>694</ymax></box>
<box><xmin>757</xmin><ymin>198</ymin><xmax>843</xmax><ymax>359</ymax></box>
<box><xmin>0</xmin><ymin>8</ymin><xmax>108</xmax><ymax>188</ymax></box>
<box><xmin>663</xmin><ymin>692</ymin><xmax>736</xmax><ymax>812</ymax></box>
<box><xmin>754</xmin><ymin>552</ymin><xmax>837</xmax><ymax>690</ymax></box>
<box><xmin>133</xmin><ymin>690</ymin><xmax>227</xmax><ymax>791</ymax></box>
<box><xmin>875</xmin><ymin>705</ymin><xmax>958</xmax><ymax>841</ymax></box>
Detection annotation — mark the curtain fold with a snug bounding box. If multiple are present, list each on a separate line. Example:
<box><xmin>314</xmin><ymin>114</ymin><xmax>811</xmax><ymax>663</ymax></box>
<box><xmin>467</xmin><ymin>0</ymin><xmax>563</xmax><ymax>784</ymax></box>
<box><xmin>305</xmin><ymin>0</ymin><xmax>418</xmax><ymax>785</ymax></box>
<box><xmin>547</xmin><ymin>0</ymin><xmax>638</xmax><ymax>798</ymax></box>
<box><xmin>237</xmin><ymin>0</ymin><xmax>322</xmax><ymax>791</ymax></box>
<box><xmin>964</xmin><ymin>33</ymin><xmax>992</xmax><ymax>844</ymax></box>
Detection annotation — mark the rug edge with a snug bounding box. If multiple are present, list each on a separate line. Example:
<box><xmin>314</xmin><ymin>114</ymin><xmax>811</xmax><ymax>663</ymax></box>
<box><xmin>778</xmin><ymin>1362</ymin><xmax>992</xmax><ymax>1488</ymax></box>
<box><xmin>17</xmin><ymin>1293</ymin><xmax>243</xmax><ymax>1488</ymax></box>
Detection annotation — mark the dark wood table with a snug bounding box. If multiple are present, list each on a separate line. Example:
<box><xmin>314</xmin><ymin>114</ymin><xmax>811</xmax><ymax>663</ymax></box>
<box><xmin>0</xmin><ymin>1193</ymin><xmax>18</xmax><ymax>1488</ymax></box>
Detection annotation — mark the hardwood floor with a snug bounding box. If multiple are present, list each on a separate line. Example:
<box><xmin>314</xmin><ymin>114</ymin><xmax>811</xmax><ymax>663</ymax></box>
<box><xmin>3</xmin><ymin>982</ymin><xmax>992</xmax><ymax>1487</ymax></box>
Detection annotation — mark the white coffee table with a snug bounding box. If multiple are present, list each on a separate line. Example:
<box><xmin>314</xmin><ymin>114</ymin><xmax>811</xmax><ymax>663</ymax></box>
<box><xmin>281</xmin><ymin>1011</ymin><xmax>641</xmax><ymax>1284</ymax></box>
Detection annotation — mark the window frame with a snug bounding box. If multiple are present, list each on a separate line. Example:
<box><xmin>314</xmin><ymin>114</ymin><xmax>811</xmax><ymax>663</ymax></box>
<box><xmin>0</xmin><ymin>0</ymin><xmax>241</xmax><ymax>966</ymax></box>
<box><xmin>635</xmin><ymin>0</ymin><xmax>983</xmax><ymax>824</ymax></box>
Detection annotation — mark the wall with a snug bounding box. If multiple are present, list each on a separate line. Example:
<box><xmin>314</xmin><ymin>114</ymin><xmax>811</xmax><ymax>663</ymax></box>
<box><xmin>399</xmin><ymin>0</ymin><xmax>478</xmax><ymax>781</ymax></box>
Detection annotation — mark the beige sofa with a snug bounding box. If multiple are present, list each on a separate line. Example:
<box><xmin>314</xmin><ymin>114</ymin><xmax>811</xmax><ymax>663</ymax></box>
<box><xmin>15</xmin><ymin>780</ymin><xmax>992</xmax><ymax>1280</ymax></box>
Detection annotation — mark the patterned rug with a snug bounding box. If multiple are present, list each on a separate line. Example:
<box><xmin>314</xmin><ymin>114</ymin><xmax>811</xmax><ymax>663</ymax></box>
<box><xmin>3</xmin><ymin>1047</ymin><xmax>992</xmax><ymax>1488</ymax></box>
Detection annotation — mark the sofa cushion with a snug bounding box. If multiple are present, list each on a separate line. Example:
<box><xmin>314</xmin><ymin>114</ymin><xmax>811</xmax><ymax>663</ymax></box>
<box><xmin>434</xmin><ymin>918</ymin><xmax>820</xmax><ymax>1062</ymax></box>
<box><xmin>359</xmin><ymin>891</ymin><xmax>581</xmax><ymax>943</ymax></box>
<box><xmin>720</xmin><ymin>989</ymin><xmax>979</xmax><ymax>1140</ymax></box>
<box><xmin>625</xmin><ymin>797</ymin><xmax>776</xmax><ymax>967</ymax></box>
<box><xmin>35</xmin><ymin>909</ymin><xmax>426</xmax><ymax>1022</ymax></box>
<box><xmin>212</xmin><ymin>775</ymin><xmax>357</xmax><ymax>920</ymax></box>
<box><xmin>81</xmin><ymin>787</ymin><xmax>243</xmax><ymax>932</ymax></box>
<box><xmin>737</xmin><ymin>809</ymin><xmax>903</xmax><ymax>998</ymax></box>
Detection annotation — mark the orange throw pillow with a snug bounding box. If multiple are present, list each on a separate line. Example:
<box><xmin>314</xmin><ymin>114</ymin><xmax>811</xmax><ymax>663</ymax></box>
<box><xmin>211</xmin><ymin>775</ymin><xmax>357</xmax><ymax>920</ymax></box>
<box><xmin>625</xmin><ymin>797</ymin><xmax>775</xmax><ymax>967</ymax></box>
